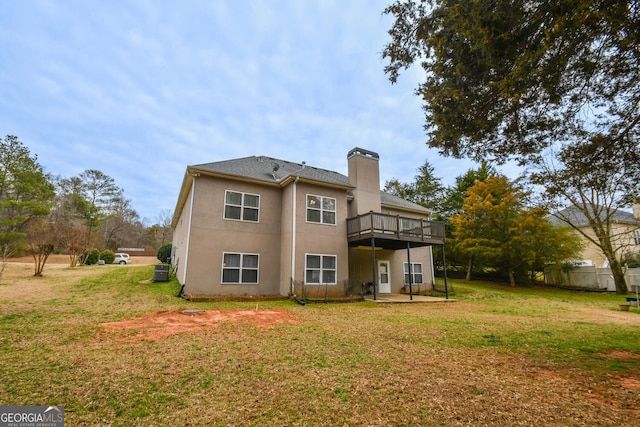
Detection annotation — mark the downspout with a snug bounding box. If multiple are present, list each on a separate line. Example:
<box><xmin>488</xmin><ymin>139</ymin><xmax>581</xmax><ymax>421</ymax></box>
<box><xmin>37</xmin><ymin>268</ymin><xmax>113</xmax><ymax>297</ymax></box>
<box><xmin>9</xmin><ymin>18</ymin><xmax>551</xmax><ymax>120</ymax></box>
<box><xmin>182</xmin><ymin>174</ymin><xmax>197</xmax><ymax>286</ymax></box>
<box><xmin>291</xmin><ymin>176</ymin><xmax>300</xmax><ymax>295</ymax></box>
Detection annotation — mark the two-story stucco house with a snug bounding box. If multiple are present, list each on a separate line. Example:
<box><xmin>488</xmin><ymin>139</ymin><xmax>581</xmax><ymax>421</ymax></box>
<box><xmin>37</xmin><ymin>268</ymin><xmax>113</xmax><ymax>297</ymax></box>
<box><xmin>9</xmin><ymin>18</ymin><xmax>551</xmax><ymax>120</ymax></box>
<box><xmin>170</xmin><ymin>147</ymin><xmax>445</xmax><ymax>300</ymax></box>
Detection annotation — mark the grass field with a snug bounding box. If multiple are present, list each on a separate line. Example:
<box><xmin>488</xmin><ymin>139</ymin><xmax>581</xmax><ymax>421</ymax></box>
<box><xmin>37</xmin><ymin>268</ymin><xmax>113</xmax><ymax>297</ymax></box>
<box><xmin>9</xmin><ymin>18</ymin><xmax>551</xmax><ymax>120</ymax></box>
<box><xmin>0</xmin><ymin>260</ymin><xmax>639</xmax><ymax>426</ymax></box>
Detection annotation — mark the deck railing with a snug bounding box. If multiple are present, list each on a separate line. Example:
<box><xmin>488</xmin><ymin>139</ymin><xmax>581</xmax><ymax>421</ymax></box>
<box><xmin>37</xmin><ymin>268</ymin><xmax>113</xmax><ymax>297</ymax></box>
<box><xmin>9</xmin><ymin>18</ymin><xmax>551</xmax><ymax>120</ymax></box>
<box><xmin>347</xmin><ymin>211</ymin><xmax>445</xmax><ymax>244</ymax></box>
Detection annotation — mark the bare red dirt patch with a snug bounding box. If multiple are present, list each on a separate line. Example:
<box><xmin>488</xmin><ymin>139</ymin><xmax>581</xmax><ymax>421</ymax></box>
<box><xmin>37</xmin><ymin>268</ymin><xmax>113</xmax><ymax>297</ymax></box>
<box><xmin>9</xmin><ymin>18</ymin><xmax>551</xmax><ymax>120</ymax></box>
<box><xmin>100</xmin><ymin>309</ymin><xmax>297</xmax><ymax>342</ymax></box>
<box><xmin>604</xmin><ymin>350</ymin><xmax>640</xmax><ymax>360</ymax></box>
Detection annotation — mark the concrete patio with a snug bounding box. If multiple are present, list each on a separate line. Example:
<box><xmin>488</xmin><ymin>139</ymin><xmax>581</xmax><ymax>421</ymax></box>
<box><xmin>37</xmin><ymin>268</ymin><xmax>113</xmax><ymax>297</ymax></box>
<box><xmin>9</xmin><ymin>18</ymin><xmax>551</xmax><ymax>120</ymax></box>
<box><xmin>364</xmin><ymin>293</ymin><xmax>456</xmax><ymax>303</ymax></box>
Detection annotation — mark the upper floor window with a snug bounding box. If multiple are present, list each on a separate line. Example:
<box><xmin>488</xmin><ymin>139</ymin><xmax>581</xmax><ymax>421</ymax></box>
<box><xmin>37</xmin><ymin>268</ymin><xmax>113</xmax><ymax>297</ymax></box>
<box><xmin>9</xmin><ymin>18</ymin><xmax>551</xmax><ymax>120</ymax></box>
<box><xmin>305</xmin><ymin>254</ymin><xmax>337</xmax><ymax>284</ymax></box>
<box><xmin>224</xmin><ymin>190</ymin><xmax>259</xmax><ymax>222</ymax></box>
<box><xmin>404</xmin><ymin>262</ymin><xmax>423</xmax><ymax>284</ymax></box>
<box><xmin>222</xmin><ymin>252</ymin><xmax>259</xmax><ymax>284</ymax></box>
<box><xmin>306</xmin><ymin>194</ymin><xmax>336</xmax><ymax>225</ymax></box>
<box><xmin>634</xmin><ymin>229</ymin><xmax>640</xmax><ymax>245</ymax></box>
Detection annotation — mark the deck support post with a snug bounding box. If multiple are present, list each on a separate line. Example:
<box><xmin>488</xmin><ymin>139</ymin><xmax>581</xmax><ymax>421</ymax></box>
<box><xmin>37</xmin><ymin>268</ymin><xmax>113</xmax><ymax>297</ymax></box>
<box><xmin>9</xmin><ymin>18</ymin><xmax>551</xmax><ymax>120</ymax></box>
<box><xmin>371</xmin><ymin>236</ymin><xmax>377</xmax><ymax>301</ymax></box>
<box><xmin>406</xmin><ymin>242</ymin><xmax>413</xmax><ymax>300</ymax></box>
<box><xmin>441</xmin><ymin>243</ymin><xmax>449</xmax><ymax>299</ymax></box>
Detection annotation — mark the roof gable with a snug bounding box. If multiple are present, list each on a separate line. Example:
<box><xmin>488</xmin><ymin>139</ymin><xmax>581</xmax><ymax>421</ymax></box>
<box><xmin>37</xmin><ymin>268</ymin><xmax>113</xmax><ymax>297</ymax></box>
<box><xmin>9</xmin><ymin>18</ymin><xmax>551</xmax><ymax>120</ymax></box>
<box><xmin>550</xmin><ymin>205</ymin><xmax>640</xmax><ymax>227</ymax></box>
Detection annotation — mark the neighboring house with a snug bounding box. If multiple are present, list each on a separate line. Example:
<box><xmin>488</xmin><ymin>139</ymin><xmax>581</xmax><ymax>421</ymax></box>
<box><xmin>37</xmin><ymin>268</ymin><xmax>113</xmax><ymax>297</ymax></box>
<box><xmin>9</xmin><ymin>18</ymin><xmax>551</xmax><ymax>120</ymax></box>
<box><xmin>550</xmin><ymin>204</ymin><xmax>640</xmax><ymax>267</ymax></box>
<box><xmin>170</xmin><ymin>147</ymin><xmax>445</xmax><ymax>299</ymax></box>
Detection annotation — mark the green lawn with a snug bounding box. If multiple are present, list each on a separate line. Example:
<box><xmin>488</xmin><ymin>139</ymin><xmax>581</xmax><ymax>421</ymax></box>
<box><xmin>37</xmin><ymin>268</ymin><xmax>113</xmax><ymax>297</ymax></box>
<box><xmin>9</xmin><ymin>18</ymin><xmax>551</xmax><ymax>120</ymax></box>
<box><xmin>1</xmin><ymin>265</ymin><xmax>639</xmax><ymax>426</ymax></box>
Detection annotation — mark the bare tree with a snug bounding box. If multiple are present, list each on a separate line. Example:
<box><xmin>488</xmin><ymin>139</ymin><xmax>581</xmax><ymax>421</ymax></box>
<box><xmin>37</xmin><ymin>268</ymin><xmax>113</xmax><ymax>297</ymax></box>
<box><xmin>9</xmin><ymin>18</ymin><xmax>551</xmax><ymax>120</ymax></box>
<box><xmin>533</xmin><ymin>140</ymin><xmax>640</xmax><ymax>294</ymax></box>
<box><xmin>26</xmin><ymin>221</ymin><xmax>59</xmax><ymax>276</ymax></box>
<box><xmin>155</xmin><ymin>209</ymin><xmax>173</xmax><ymax>245</ymax></box>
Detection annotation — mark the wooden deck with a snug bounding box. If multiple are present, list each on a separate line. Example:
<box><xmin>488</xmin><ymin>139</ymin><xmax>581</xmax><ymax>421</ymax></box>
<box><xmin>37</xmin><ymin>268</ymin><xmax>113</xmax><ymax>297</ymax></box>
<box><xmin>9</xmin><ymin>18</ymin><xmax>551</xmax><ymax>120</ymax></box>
<box><xmin>347</xmin><ymin>211</ymin><xmax>445</xmax><ymax>249</ymax></box>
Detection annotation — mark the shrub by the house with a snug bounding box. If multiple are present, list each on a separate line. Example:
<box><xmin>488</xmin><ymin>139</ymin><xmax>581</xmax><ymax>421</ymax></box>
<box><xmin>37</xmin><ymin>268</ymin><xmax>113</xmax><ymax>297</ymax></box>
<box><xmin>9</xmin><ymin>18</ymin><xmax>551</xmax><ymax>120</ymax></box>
<box><xmin>157</xmin><ymin>243</ymin><xmax>171</xmax><ymax>263</ymax></box>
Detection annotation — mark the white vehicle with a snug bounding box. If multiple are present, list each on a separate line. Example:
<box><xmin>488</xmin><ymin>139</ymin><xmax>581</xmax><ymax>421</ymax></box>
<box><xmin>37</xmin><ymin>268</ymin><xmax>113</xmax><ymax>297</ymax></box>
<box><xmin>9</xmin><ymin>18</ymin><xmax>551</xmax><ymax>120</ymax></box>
<box><xmin>114</xmin><ymin>253</ymin><xmax>131</xmax><ymax>265</ymax></box>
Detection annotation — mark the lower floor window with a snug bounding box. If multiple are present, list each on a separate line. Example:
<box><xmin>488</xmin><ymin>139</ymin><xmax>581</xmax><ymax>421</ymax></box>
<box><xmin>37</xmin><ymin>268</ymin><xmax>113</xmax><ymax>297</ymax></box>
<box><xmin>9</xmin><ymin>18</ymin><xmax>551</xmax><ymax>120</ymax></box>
<box><xmin>305</xmin><ymin>254</ymin><xmax>336</xmax><ymax>284</ymax></box>
<box><xmin>222</xmin><ymin>252</ymin><xmax>259</xmax><ymax>284</ymax></box>
<box><xmin>404</xmin><ymin>262</ymin><xmax>423</xmax><ymax>284</ymax></box>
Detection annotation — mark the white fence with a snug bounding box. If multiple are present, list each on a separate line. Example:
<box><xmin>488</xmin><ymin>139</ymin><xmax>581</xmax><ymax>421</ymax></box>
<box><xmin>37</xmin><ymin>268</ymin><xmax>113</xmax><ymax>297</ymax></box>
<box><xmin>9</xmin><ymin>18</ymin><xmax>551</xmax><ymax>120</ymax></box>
<box><xmin>544</xmin><ymin>266</ymin><xmax>640</xmax><ymax>292</ymax></box>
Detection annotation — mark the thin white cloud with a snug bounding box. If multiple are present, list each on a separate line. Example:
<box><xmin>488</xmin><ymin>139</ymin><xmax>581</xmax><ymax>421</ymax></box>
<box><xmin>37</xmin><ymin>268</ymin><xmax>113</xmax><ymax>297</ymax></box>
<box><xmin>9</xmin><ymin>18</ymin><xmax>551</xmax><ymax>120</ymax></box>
<box><xmin>0</xmin><ymin>0</ymin><xmax>522</xmax><ymax>223</ymax></box>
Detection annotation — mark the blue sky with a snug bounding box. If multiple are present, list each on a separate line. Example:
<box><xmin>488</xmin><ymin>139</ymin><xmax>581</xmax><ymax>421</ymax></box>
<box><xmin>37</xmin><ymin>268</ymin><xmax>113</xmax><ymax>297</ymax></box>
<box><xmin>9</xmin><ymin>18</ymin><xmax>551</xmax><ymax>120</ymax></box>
<box><xmin>1</xmin><ymin>1</ymin><xmax>513</xmax><ymax>223</ymax></box>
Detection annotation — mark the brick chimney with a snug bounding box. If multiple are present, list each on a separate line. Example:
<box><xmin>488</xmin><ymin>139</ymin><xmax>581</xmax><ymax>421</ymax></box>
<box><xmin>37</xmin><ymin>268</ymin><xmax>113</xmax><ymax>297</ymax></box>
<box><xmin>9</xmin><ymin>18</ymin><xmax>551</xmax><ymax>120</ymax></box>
<box><xmin>633</xmin><ymin>202</ymin><xmax>640</xmax><ymax>220</ymax></box>
<box><xmin>347</xmin><ymin>147</ymin><xmax>381</xmax><ymax>216</ymax></box>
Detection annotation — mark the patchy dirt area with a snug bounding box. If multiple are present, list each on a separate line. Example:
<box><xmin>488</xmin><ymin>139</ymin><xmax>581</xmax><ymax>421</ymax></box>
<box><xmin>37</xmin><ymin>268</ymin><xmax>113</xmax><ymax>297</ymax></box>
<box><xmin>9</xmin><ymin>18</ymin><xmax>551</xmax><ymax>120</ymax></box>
<box><xmin>99</xmin><ymin>309</ymin><xmax>297</xmax><ymax>342</ymax></box>
<box><xmin>602</xmin><ymin>351</ymin><xmax>640</xmax><ymax>391</ymax></box>
<box><xmin>573</xmin><ymin>305</ymin><xmax>640</xmax><ymax>325</ymax></box>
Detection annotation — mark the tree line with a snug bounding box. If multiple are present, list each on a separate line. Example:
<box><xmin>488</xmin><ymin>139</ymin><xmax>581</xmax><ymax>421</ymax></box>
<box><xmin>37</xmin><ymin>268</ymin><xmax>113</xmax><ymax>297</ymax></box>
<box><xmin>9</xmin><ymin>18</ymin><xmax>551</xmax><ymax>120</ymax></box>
<box><xmin>385</xmin><ymin>161</ymin><xmax>583</xmax><ymax>287</ymax></box>
<box><xmin>0</xmin><ymin>135</ymin><xmax>172</xmax><ymax>277</ymax></box>
<box><xmin>383</xmin><ymin>0</ymin><xmax>639</xmax><ymax>294</ymax></box>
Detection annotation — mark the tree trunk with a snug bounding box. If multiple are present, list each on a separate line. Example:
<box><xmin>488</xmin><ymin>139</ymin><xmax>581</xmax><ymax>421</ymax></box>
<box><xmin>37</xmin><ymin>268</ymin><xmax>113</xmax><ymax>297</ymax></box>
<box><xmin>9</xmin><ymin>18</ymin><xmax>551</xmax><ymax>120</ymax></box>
<box><xmin>609</xmin><ymin>257</ymin><xmax>628</xmax><ymax>295</ymax></box>
<box><xmin>466</xmin><ymin>253</ymin><xmax>474</xmax><ymax>281</ymax></box>
<box><xmin>599</xmin><ymin>240</ymin><xmax>629</xmax><ymax>294</ymax></box>
<box><xmin>31</xmin><ymin>244</ymin><xmax>53</xmax><ymax>277</ymax></box>
<box><xmin>509</xmin><ymin>269</ymin><xmax>516</xmax><ymax>287</ymax></box>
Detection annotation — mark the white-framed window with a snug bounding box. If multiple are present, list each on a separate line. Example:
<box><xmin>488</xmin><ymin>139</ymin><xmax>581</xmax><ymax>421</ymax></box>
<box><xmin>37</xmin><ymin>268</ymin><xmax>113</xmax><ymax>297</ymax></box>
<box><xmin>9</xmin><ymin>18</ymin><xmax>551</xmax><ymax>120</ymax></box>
<box><xmin>222</xmin><ymin>252</ymin><xmax>259</xmax><ymax>284</ymax></box>
<box><xmin>224</xmin><ymin>190</ymin><xmax>260</xmax><ymax>222</ymax></box>
<box><xmin>634</xmin><ymin>229</ymin><xmax>640</xmax><ymax>245</ymax></box>
<box><xmin>305</xmin><ymin>254</ymin><xmax>337</xmax><ymax>284</ymax></box>
<box><xmin>306</xmin><ymin>194</ymin><xmax>336</xmax><ymax>225</ymax></box>
<box><xmin>403</xmin><ymin>262</ymin><xmax>423</xmax><ymax>284</ymax></box>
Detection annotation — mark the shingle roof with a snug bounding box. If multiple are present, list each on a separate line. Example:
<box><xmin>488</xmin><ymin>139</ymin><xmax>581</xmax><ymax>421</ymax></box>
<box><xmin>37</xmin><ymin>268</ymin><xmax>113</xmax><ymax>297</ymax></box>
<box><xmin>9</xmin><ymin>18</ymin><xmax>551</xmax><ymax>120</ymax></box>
<box><xmin>189</xmin><ymin>155</ymin><xmax>430</xmax><ymax>214</ymax></box>
<box><xmin>550</xmin><ymin>205</ymin><xmax>640</xmax><ymax>227</ymax></box>
<box><xmin>191</xmin><ymin>155</ymin><xmax>352</xmax><ymax>188</ymax></box>
<box><xmin>381</xmin><ymin>192</ymin><xmax>431</xmax><ymax>214</ymax></box>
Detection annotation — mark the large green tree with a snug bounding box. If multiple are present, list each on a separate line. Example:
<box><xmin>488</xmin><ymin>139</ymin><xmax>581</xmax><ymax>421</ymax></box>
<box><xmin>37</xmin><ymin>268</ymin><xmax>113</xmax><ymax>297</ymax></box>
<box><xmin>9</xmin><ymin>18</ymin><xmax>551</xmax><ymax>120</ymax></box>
<box><xmin>384</xmin><ymin>159</ymin><xmax>445</xmax><ymax>211</ymax></box>
<box><xmin>451</xmin><ymin>176</ymin><xmax>581</xmax><ymax>286</ymax></box>
<box><xmin>383</xmin><ymin>0</ymin><xmax>639</xmax><ymax>166</ymax></box>
<box><xmin>0</xmin><ymin>135</ymin><xmax>55</xmax><ymax>258</ymax></box>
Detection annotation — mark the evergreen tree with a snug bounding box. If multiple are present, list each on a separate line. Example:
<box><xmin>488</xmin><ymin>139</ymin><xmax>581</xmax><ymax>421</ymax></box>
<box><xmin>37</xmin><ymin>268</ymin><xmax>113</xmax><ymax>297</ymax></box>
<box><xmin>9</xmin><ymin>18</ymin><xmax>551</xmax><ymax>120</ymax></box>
<box><xmin>0</xmin><ymin>135</ymin><xmax>55</xmax><ymax>256</ymax></box>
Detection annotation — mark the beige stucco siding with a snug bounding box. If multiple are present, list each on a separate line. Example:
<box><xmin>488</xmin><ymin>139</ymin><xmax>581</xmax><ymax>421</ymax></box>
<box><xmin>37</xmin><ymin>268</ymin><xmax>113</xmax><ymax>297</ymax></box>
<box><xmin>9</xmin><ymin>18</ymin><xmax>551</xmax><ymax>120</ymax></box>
<box><xmin>348</xmin><ymin>247</ymin><xmax>379</xmax><ymax>287</ymax></box>
<box><xmin>348</xmin><ymin>151</ymin><xmax>381</xmax><ymax>216</ymax></box>
<box><xmin>611</xmin><ymin>223</ymin><xmax>640</xmax><ymax>259</ymax></box>
<box><xmin>575</xmin><ymin>223</ymin><xmax>640</xmax><ymax>267</ymax></box>
<box><xmin>182</xmin><ymin>176</ymin><xmax>283</xmax><ymax>297</ymax></box>
<box><xmin>348</xmin><ymin>246</ymin><xmax>435</xmax><ymax>294</ymax></box>
<box><xmin>176</xmin><ymin>176</ymin><xmax>353</xmax><ymax>297</ymax></box>
<box><xmin>389</xmin><ymin>246</ymin><xmax>434</xmax><ymax>291</ymax></box>
<box><xmin>293</xmin><ymin>182</ymin><xmax>350</xmax><ymax>297</ymax></box>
